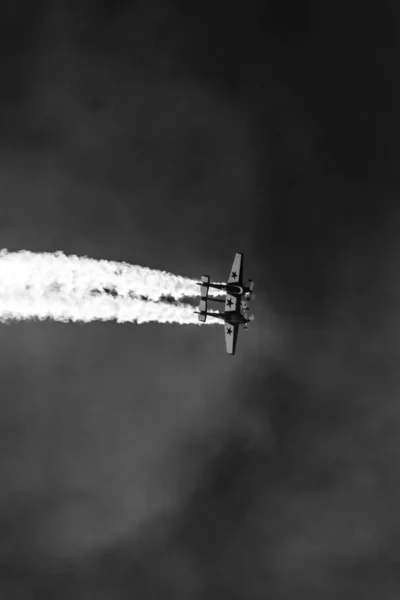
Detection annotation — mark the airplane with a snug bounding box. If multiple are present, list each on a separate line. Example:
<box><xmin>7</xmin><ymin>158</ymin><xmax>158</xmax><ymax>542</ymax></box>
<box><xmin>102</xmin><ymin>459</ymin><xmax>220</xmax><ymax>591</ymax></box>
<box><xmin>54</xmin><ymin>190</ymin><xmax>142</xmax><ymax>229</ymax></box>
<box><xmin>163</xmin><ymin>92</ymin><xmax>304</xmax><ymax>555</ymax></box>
<box><xmin>197</xmin><ymin>252</ymin><xmax>255</xmax><ymax>301</ymax></box>
<box><xmin>194</xmin><ymin>296</ymin><xmax>255</xmax><ymax>355</ymax></box>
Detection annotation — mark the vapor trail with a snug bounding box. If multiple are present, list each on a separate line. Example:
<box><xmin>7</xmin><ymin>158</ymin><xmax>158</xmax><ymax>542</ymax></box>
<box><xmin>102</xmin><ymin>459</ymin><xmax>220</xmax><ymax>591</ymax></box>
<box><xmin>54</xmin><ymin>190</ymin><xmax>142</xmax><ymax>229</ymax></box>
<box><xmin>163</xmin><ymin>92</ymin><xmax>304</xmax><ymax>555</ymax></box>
<box><xmin>0</xmin><ymin>250</ymin><xmax>223</xmax><ymax>324</ymax></box>
<box><xmin>0</xmin><ymin>250</ymin><xmax>224</xmax><ymax>300</ymax></box>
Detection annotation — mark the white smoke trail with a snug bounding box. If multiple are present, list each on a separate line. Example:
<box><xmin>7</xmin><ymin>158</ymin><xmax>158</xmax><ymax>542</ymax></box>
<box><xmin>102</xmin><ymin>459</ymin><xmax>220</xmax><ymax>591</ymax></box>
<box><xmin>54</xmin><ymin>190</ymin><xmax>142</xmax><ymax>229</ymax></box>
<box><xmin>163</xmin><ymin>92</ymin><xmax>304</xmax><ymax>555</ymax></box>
<box><xmin>0</xmin><ymin>249</ymin><xmax>224</xmax><ymax>325</ymax></box>
<box><xmin>0</xmin><ymin>249</ymin><xmax>225</xmax><ymax>300</ymax></box>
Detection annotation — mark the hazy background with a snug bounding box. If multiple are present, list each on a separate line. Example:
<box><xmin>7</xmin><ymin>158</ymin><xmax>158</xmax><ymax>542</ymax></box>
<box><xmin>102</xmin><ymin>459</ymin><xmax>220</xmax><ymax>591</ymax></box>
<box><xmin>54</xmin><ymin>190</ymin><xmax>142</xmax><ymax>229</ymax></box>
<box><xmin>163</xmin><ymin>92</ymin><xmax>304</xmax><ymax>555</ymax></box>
<box><xmin>1</xmin><ymin>0</ymin><xmax>400</xmax><ymax>597</ymax></box>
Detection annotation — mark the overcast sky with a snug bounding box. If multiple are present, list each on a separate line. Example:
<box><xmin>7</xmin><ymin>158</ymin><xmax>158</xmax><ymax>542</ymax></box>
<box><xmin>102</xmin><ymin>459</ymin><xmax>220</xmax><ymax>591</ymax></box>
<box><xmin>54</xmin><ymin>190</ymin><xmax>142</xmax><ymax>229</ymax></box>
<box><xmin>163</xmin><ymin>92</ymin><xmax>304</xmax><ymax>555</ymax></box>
<box><xmin>1</xmin><ymin>1</ymin><xmax>400</xmax><ymax>597</ymax></box>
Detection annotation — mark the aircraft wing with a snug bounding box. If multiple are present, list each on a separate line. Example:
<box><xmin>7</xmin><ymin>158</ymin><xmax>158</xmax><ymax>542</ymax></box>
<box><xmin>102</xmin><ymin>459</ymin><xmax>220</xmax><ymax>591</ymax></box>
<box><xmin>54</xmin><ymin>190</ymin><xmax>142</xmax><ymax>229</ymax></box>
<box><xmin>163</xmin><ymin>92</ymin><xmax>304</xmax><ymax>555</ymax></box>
<box><xmin>225</xmin><ymin>323</ymin><xmax>239</xmax><ymax>355</ymax></box>
<box><xmin>224</xmin><ymin>292</ymin><xmax>238</xmax><ymax>313</ymax></box>
<box><xmin>227</xmin><ymin>252</ymin><xmax>243</xmax><ymax>285</ymax></box>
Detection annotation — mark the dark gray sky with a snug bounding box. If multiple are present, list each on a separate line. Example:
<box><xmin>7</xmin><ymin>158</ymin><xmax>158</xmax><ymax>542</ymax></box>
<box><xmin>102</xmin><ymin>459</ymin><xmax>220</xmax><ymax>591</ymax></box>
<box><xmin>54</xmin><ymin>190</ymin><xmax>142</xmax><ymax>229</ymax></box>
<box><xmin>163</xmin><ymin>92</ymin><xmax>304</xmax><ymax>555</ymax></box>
<box><xmin>1</xmin><ymin>0</ymin><xmax>400</xmax><ymax>597</ymax></box>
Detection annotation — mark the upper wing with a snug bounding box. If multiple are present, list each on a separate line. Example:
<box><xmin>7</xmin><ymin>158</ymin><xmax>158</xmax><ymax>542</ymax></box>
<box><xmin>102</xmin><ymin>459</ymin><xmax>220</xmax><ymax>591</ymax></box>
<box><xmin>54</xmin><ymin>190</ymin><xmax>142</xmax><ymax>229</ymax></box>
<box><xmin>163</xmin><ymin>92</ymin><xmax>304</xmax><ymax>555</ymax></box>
<box><xmin>224</xmin><ymin>292</ymin><xmax>238</xmax><ymax>313</ymax></box>
<box><xmin>227</xmin><ymin>252</ymin><xmax>243</xmax><ymax>284</ymax></box>
<box><xmin>225</xmin><ymin>324</ymin><xmax>239</xmax><ymax>355</ymax></box>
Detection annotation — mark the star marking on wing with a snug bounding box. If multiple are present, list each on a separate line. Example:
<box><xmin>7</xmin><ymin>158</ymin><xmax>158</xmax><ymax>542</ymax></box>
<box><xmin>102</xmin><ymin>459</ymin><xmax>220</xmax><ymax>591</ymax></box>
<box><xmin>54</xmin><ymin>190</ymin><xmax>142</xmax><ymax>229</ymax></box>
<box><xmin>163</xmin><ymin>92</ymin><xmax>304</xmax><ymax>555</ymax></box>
<box><xmin>231</xmin><ymin>271</ymin><xmax>237</xmax><ymax>279</ymax></box>
<box><xmin>226</xmin><ymin>327</ymin><xmax>233</xmax><ymax>335</ymax></box>
<box><xmin>227</xmin><ymin>298</ymin><xmax>233</xmax><ymax>307</ymax></box>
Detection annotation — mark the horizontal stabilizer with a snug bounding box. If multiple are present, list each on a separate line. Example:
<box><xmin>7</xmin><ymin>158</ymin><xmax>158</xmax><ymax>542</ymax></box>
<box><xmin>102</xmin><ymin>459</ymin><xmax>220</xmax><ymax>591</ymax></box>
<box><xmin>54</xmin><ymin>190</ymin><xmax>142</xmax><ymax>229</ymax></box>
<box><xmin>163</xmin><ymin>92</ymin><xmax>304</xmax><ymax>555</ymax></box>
<box><xmin>199</xmin><ymin>298</ymin><xmax>207</xmax><ymax>312</ymax></box>
<box><xmin>198</xmin><ymin>275</ymin><xmax>210</xmax><ymax>299</ymax></box>
<box><xmin>196</xmin><ymin>298</ymin><xmax>207</xmax><ymax>322</ymax></box>
<box><xmin>194</xmin><ymin>296</ymin><xmax>209</xmax><ymax>322</ymax></box>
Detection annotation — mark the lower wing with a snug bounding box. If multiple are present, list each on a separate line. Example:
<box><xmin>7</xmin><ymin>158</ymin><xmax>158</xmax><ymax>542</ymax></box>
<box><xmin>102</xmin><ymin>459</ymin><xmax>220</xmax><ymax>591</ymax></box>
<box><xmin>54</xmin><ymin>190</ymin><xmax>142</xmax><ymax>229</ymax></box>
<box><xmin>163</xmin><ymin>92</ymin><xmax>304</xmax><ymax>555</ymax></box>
<box><xmin>224</xmin><ymin>324</ymin><xmax>239</xmax><ymax>355</ymax></box>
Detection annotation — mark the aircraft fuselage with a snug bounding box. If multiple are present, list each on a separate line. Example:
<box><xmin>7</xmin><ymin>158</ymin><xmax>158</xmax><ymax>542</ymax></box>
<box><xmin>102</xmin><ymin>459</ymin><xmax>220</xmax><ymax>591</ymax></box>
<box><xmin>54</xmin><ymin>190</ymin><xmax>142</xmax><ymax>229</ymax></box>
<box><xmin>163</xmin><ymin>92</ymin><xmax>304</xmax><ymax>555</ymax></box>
<box><xmin>225</xmin><ymin>312</ymin><xmax>248</xmax><ymax>325</ymax></box>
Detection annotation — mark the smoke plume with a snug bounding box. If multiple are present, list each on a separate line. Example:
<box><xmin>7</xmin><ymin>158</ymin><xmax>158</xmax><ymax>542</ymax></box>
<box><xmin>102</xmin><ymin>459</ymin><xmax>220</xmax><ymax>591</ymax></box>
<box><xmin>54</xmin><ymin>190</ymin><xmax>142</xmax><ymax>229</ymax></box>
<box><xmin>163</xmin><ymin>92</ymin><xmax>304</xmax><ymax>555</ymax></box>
<box><xmin>0</xmin><ymin>249</ymin><xmax>223</xmax><ymax>324</ymax></box>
